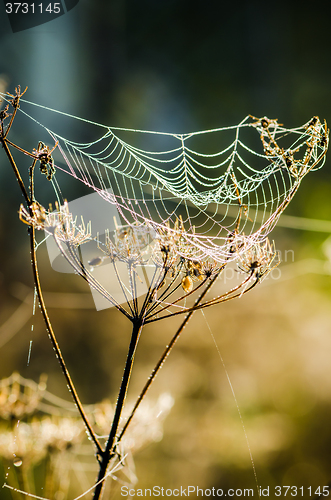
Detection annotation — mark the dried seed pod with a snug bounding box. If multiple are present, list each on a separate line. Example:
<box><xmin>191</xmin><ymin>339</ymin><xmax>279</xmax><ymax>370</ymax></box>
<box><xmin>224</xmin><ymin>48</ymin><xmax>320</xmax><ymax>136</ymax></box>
<box><xmin>191</xmin><ymin>267</ymin><xmax>202</xmax><ymax>280</ymax></box>
<box><xmin>181</xmin><ymin>275</ymin><xmax>193</xmax><ymax>293</ymax></box>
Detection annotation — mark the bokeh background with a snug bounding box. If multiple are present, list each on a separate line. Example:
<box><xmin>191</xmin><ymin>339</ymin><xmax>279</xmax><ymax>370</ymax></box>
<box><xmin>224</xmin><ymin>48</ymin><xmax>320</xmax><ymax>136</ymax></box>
<box><xmin>1</xmin><ymin>1</ymin><xmax>331</xmax><ymax>498</ymax></box>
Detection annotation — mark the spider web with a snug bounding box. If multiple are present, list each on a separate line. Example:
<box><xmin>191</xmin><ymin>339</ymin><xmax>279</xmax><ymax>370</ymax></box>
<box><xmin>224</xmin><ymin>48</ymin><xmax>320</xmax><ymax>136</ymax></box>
<box><xmin>1</xmin><ymin>95</ymin><xmax>329</xmax><ymax>498</ymax></box>
<box><xmin>3</xmin><ymin>95</ymin><xmax>328</xmax><ymax>263</ymax></box>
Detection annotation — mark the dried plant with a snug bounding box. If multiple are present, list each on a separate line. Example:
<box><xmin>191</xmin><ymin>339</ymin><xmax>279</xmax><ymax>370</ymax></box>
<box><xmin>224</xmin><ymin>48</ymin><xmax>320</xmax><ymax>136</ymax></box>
<box><xmin>0</xmin><ymin>86</ymin><xmax>328</xmax><ymax>499</ymax></box>
<box><xmin>0</xmin><ymin>373</ymin><xmax>171</xmax><ymax>499</ymax></box>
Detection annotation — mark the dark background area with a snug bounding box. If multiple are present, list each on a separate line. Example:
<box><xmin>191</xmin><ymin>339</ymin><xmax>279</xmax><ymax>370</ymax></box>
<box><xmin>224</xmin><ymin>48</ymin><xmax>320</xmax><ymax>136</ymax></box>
<box><xmin>1</xmin><ymin>1</ymin><xmax>331</xmax><ymax>498</ymax></box>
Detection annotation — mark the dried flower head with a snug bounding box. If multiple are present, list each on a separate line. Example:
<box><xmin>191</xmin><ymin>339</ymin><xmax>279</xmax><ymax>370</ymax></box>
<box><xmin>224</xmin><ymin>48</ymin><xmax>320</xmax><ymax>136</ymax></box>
<box><xmin>19</xmin><ymin>200</ymin><xmax>91</xmax><ymax>246</ymax></box>
<box><xmin>0</xmin><ymin>416</ymin><xmax>84</xmax><ymax>465</ymax></box>
<box><xmin>0</xmin><ymin>372</ymin><xmax>84</xmax><ymax>477</ymax></box>
<box><xmin>6</xmin><ymin>85</ymin><xmax>28</xmax><ymax>108</ymax></box>
<box><xmin>250</xmin><ymin>114</ymin><xmax>329</xmax><ymax>180</ymax></box>
<box><xmin>32</xmin><ymin>141</ymin><xmax>58</xmax><ymax>181</ymax></box>
<box><xmin>98</xmin><ymin>222</ymin><xmax>154</xmax><ymax>267</ymax></box>
<box><xmin>237</xmin><ymin>238</ymin><xmax>278</xmax><ymax>280</ymax></box>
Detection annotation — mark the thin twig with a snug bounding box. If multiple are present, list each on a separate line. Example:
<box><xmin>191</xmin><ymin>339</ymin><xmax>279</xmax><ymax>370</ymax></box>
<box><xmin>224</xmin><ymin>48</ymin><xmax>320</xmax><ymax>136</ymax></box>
<box><xmin>145</xmin><ymin>272</ymin><xmax>258</xmax><ymax>323</ymax></box>
<box><xmin>145</xmin><ymin>275</ymin><xmax>209</xmax><ymax>319</ymax></box>
<box><xmin>55</xmin><ymin>235</ymin><xmax>133</xmax><ymax>321</ymax></box>
<box><xmin>112</xmin><ymin>260</ymin><xmax>135</xmax><ymax>316</ymax></box>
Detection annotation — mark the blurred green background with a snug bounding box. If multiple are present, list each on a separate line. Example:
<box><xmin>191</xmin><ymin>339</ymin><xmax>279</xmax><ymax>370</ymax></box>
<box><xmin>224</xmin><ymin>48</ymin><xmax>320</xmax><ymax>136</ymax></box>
<box><xmin>1</xmin><ymin>1</ymin><xmax>331</xmax><ymax>498</ymax></box>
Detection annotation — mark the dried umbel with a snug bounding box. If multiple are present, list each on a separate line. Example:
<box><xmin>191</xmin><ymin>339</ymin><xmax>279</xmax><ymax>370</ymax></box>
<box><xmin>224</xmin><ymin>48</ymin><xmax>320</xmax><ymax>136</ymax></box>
<box><xmin>149</xmin><ymin>218</ymin><xmax>221</xmax><ymax>297</ymax></box>
<box><xmin>237</xmin><ymin>238</ymin><xmax>278</xmax><ymax>279</ymax></box>
<box><xmin>0</xmin><ymin>416</ymin><xmax>84</xmax><ymax>464</ymax></box>
<box><xmin>97</xmin><ymin>222</ymin><xmax>155</xmax><ymax>267</ymax></box>
<box><xmin>19</xmin><ymin>200</ymin><xmax>91</xmax><ymax>246</ymax></box>
<box><xmin>251</xmin><ymin>114</ymin><xmax>329</xmax><ymax>179</ymax></box>
<box><xmin>19</xmin><ymin>201</ymin><xmax>48</xmax><ymax>230</ymax></box>
<box><xmin>0</xmin><ymin>373</ymin><xmax>84</xmax><ymax>469</ymax></box>
<box><xmin>32</xmin><ymin>141</ymin><xmax>58</xmax><ymax>181</ymax></box>
<box><xmin>153</xmin><ymin>216</ymin><xmax>203</xmax><ymax>264</ymax></box>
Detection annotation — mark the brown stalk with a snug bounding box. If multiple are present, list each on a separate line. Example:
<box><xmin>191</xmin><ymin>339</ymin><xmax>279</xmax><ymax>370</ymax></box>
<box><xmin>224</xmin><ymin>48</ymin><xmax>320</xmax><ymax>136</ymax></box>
<box><xmin>0</xmin><ymin>98</ymin><xmax>103</xmax><ymax>456</ymax></box>
<box><xmin>92</xmin><ymin>318</ymin><xmax>144</xmax><ymax>500</ymax></box>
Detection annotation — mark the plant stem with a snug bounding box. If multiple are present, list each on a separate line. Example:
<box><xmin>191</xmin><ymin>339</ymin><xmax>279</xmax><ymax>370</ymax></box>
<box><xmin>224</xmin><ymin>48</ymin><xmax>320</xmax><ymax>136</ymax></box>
<box><xmin>0</xmin><ymin>139</ymin><xmax>30</xmax><ymax>205</ymax></box>
<box><xmin>1</xmin><ymin>131</ymin><xmax>103</xmax><ymax>456</ymax></box>
<box><xmin>93</xmin><ymin>319</ymin><xmax>143</xmax><ymax>500</ymax></box>
<box><xmin>118</xmin><ymin>272</ymin><xmax>220</xmax><ymax>442</ymax></box>
<box><xmin>29</xmin><ymin>224</ymin><xmax>103</xmax><ymax>455</ymax></box>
